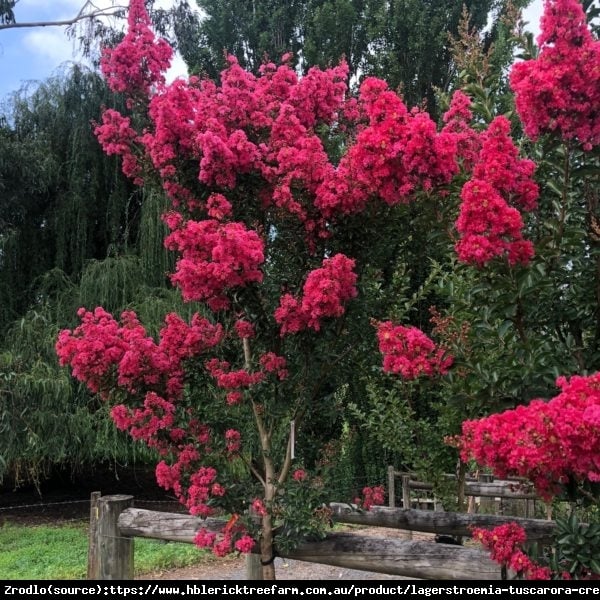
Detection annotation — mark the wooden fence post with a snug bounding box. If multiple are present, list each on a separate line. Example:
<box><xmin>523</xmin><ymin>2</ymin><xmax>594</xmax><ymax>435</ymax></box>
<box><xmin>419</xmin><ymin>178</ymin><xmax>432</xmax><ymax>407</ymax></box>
<box><xmin>401</xmin><ymin>475</ymin><xmax>411</xmax><ymax>510</ymax></box>
<box><xmin>387</xmin><ymin>466</ymin><xmax>396</xmax><ymax>509</ymax></box>
<box><xmin>87</xmin><ymin>491</ymin><xmax>101</xmax><ymax>579</ymax></box>
<box><xmin>478</xmin><ymin>473</ymin><xmax>494</xmax><ymax>514</ymax></box>
<box><xmin>401</xmin><ymin>475</ymin><xmax>413</xmax><ymax>540</ymax></box>
<box><xmin>97</xmin><ymin>495</ymin><xmax>134</xmax><ymax>580</ymax></box>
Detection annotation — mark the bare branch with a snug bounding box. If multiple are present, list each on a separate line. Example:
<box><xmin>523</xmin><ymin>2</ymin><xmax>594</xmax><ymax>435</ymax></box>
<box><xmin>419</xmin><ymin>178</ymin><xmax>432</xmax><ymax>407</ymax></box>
<box><xmin>0</xmin><ymin>3</ymin><xmax>127</xmax><ymax>31</ymax></box>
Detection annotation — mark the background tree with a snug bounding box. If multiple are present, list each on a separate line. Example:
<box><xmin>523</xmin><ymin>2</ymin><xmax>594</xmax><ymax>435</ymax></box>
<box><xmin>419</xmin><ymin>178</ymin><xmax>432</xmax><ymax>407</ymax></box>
<box><xmin>0</xmin><ymin>63</ymin><xmax>186</xmax><ymax>488</ymax></box>
<box><xmin>191</xmin><ymin>0</ymin><xmax>532</xmax><ymax>113</ymax></box>
<box><xmin>0</xmin><ymin>0</ymin><xmax>213</xmax><ymax>489</ymax></box>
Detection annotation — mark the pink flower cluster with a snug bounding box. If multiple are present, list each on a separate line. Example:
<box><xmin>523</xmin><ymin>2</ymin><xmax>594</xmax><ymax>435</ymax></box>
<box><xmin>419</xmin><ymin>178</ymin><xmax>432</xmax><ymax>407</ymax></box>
<box><xmin>459</xmin><ymin>372</ymin><xmax>600</xmax><ymax>500</ymax></box>
<box><xmin>137</xmin><ymin>54</ymin><xmax>349</xmax><ymax>234</ymax></box>
<box><xmin>275</xmin><ymin>254</ymin><xmax>357</xmax><ymax>335</ymax></box>
<box><xmin>56</xmin><ymin>307</ymin><xmax>223</xmax><ymax>400</ymax></box>
<box><xmin>292</xmin><ymin>469</ymin><xmax>308</xmax><ymax>482</ymax></box>
<box><xmin>194</xmin><ymin>516</ymin><xmax>255</xmax><ymax>556</ymax></box>
<box><xmin>315</xmin><ymin>79</ymin><xmax>462</xmax><ymax>218</ymax></box>
<box><xmin>251</xmin><ymin>498</ymin><xmax>268</xmax><ymax>516</ymax></box>
<box><xmin>234</xmin><ymin>319</ymin><xmax>255</xmax><ymax>339</ymax></box>
<box><xmin>354</xmin><ymin>485</ymin><xmax>386</xmax><ymax>510</ymax></box>
<box><xmin>259</xmin><ymin>352</ymin><xmax>288</xmax><ymax>380</ymax></box>
<box><xmin>111</xmin><ymin>392</ymin><xmax>174</xmax><ymax>441</ymax></box>
<box><xmin>472</xmin><ymin>523</ymin><xmax>551</xmax><ymax>580</ymax></box>
<box><xmin>164</xmin><ymin>217</ymin><xmax>265</xmax><ymax>311</ymax></box>
<box><xmin>94</xmin><ymin>110</ymin><xmax>142</xmax><ymax>184</ymax></box>
<box><xmin>100</xmin><ymin>0</ymin><xmax>172</xmax><ymax>97</ymax></box>
<box><xmin>225</xmin><ymin>429</ymin><xmax>242</xmax><ymax>453</ymax></box>
<box><xmin>204</xmin><ymin>352</ymin><xmax>287</xmax><ymax>405</ymax></box>
<box><xmin>455</xmin><ymin>117</ymin><xmax>538</xmax><ymax>266</ymax></box>
<box><xmin>154</xmin><ymin>442</ymin><xmax>228</xmax><ymax>518</ymax></box>
<box><xmin>205</xmin><ymin>358</ymin><xmax>266</xmax><ymax>390</ymax></box>
<box><xmin>510</xmin><ymin>0</ymin><xmax>600</xmax><ymax>150</ymax></box>
<box><xmin>57</xmin><ymin>307</ymin><xmax>235</xmax><ymax>517</ymax></box>
<box><xmin>440</xmin><ymin>91</ymin><xmax>480</xmax><ymax>171</ymax></box>
<box><xmin>376</xmin><ymin>321</ymin><xmax>453</xmax><ymax>379</ymax></box>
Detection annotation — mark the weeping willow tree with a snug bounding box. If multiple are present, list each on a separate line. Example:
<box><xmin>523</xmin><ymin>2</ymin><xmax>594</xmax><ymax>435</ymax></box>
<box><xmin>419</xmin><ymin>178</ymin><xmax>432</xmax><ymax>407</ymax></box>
<box><xmin>0</xmin><ymin>66</ymin><xmax>188</xmax><ymax>488</ymax></box>
<box><xmin>1</xmin><ymin>65</ymin><xmax>134</xmax><ymax>327</ymax></box>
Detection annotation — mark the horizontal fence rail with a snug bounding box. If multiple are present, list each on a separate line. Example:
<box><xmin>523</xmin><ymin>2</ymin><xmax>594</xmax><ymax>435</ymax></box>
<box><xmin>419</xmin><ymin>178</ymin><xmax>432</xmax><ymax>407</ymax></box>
<box><xmin>329</xmin><ymin>503</ymin><xmax>555</xmax><ymax>543</ymax></box>
<box><xmin>114</xmin><ymin>504</ymin><xmax>502</xmax><ymax>580</ymax></box>
<box><xmin>90</xmin><ymin>493</ymin><xmax>557</xmax><ymax>581</ymax></box>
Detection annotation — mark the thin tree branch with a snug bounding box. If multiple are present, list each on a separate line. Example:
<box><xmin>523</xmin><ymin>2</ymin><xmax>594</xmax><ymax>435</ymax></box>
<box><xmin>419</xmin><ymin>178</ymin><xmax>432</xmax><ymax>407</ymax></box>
<box><xmin>0</xmin><ymin>5</ymin><xmax>127</xmax><ymax>31</ymax></box>
<box><xmin>238</xmin><ymin>453</ymin><xmax>266</xmax><ymax>488</ymax></box>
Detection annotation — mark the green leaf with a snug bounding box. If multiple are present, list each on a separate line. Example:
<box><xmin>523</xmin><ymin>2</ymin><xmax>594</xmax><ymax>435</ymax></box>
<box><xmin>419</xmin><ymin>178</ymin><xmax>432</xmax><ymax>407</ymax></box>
<box><xmin>545</xmin><ymin>180</ymin><xmax>563</xmax><ymax>197</ymax></box>
<box><xmin>498</xmin><ymin>320</ymin><xmax>512</xmax><ymax>339</ymax></box>
<box><xmin>590</xmin><ymin>559</ymin><xmax>600</xmax><ymax>574</ymax></box>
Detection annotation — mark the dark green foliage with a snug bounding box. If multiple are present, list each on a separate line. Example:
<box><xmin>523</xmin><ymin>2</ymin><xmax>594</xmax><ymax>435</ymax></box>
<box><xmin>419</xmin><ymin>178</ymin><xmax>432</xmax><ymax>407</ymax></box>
<box><xmin>0</xmin><ymin>66</ymin><xmax>141</xmax><ymax>331</ymax></box>
<box><xmin>192</xmin><ymin>0</ymin><xmax>306</xmax><ymax>78</ymax></box>
<box><xmin>189</xmin><ymin>0</ymin><xmax>526</xmax><ymax>112</ymax></box>
<box><xmin>0</xmin><ymin>66</ymin><xmax>185</xmax><ymax>487</ymax></box>
<box><xmin>550</xmin><ymin>513</ymin><xmax>600</xmax><ymax>578</ymax></box>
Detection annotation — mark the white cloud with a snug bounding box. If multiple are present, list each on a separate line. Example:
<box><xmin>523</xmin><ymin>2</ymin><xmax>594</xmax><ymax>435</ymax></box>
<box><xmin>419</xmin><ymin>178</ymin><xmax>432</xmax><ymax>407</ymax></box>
<box><xmin>22</xmin><ymin>28</ymin><xmax>75</xmax><ymax>66</ymax></box>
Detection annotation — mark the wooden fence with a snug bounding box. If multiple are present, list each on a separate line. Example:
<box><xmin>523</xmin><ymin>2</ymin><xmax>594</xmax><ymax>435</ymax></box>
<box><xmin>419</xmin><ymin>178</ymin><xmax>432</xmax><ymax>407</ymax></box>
<box><xmin>387</xmin><ymin>468</ymin><xmax>539</xmax><ymax>517</ymax></box>
<box><xmin>88</xmin><ymin>492</ymin><xmax>556</xmax><ymax>581</ymax></box>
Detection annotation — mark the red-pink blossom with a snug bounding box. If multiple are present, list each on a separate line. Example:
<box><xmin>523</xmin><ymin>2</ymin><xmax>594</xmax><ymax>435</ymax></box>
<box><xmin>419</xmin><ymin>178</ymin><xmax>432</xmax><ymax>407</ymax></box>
<box><xmin>94</xmin><ymin>109</ymin><xmax>142</xmax><ymax>184</ymax></box>
<box><xmin>292</xmin><ymin>469</ymin><xmax>307</xmax><ymax>482</ymax></box>
<box><xmin>459</xmin><ymin>372</ymin><xmax>600</xmax><ymax>499</ymax></box>
<box><xmin>275</xmin><ymin>254</ymin><xmax>358</xmax><ymax>335</ymax></box>
<box><xmin>225</xmin><ymin>429</ymin><xmax>241</xmax><ymax>453</ymax></box>
<box><xmin>234</xmin><ymin>319</ymin><xmax>255</xmax><ymax>339</ymax></box>
<box><xmin>100</xmin><ymin>0</ymin><xmax>172</xmax><ymax>97</ymax></box>
<box><xmin>473</xmin><ymin>523</ymin><xmax>551</xmax><ymax>580</ymax></box>
<box><xmin>376</xmin><ymin>321</ymin><xmax>453</xmax><ymax>379</ymax></box>
<box><xmin>165</xmin><ymin>219</ymin><xmax>265</xmax><ymax>310</ymax></box>
<box><xmin>454</xmin><ymin>116</ymin><xmax>538</xmax><ymax>267</ymax></box>
<box><xmin>315</xmin><ymin>78</ymin><xmax>463</xmax><ymax>218</ymax></box>
<box><xmin>358</xmin><ymin>485</ymin><xmax>386</xmax><ymax>510</ymax></box>
<box><xmin>251</xmin><ymin>498</ymin><xmax>267</xmax><ymax>516</ymax></box>
<box><xmin>194</xmin><ymin>528</ymin><xmax>217</xmax><ymax>548</ymax></box>
<box><xmin>205</xmin><ymin>358</ymin><xmax>265</xmax><ymax>390</ymax></box>
<box><xmin>510</xmin><ymin>0</ymin><xmax>600</xmax><ymax>149</ymax></box>
<box><xmin>207</xmin><ymin>193</ymin><xmax>233</xmax><ymax>220</ymax></box>
<box><xmin>226</xmin><ymin>391</ymin><xmax>244</xmax><ymax>406</ymax></box>
<box><xmin>234</xmin><ymin>535</ymin><xmax>256</xmax><ymax>553</ymax></box>
<box><xmin>259</xmin><ymin>352</ymin><xmax>288</xmax><ymax>380</ymax></box>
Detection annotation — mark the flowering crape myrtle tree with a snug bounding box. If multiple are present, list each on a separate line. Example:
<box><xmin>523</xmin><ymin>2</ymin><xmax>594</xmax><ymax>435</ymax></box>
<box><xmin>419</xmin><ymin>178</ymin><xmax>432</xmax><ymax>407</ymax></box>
<box><xmin>56</xmin><ymin>0</ymin><xmax>564</xmax><ymax>578</ymax></box>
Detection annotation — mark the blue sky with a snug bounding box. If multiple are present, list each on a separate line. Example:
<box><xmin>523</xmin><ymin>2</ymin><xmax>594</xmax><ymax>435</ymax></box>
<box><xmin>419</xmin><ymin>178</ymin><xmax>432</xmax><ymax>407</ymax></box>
<box><xmin>0</xmin><ymin>0</ymin><xmax>190</xmax><ymax>100</ymax></box>
<box><xmin>0</xmin><ymin>0</ymin><xmax>545</xmax><ymax>102</ymax></box>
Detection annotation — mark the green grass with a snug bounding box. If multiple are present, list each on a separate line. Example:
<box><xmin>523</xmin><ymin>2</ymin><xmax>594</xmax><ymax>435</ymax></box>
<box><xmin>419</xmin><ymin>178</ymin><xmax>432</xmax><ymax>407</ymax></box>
<box><xmin>0</xmin><ymin>523</ymin><xmax>211</xmax><ymax>580</ymax></box>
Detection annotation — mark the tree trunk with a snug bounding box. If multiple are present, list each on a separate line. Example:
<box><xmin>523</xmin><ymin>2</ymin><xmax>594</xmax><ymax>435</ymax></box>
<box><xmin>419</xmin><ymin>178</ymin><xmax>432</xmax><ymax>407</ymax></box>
<box><xmin>261</xmin><ymin>511</ymin><xmax>276</xmax><ymax>580</ymax></box>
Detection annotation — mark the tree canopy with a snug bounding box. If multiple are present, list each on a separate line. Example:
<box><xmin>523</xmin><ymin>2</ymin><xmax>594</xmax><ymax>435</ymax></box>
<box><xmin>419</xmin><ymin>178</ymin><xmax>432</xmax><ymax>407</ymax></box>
<box><xmin>190</xmin><ymin>0</ymin><xmax>532</xmax><ymax>112</ymax></box>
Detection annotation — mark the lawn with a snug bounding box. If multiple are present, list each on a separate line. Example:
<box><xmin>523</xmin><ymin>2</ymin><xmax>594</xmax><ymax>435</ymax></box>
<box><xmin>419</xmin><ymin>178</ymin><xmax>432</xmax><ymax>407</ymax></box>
<box><xmin>0</xmin><ymin>523</ymin><xmax>211</xmax><ymax>579</ymax></box>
